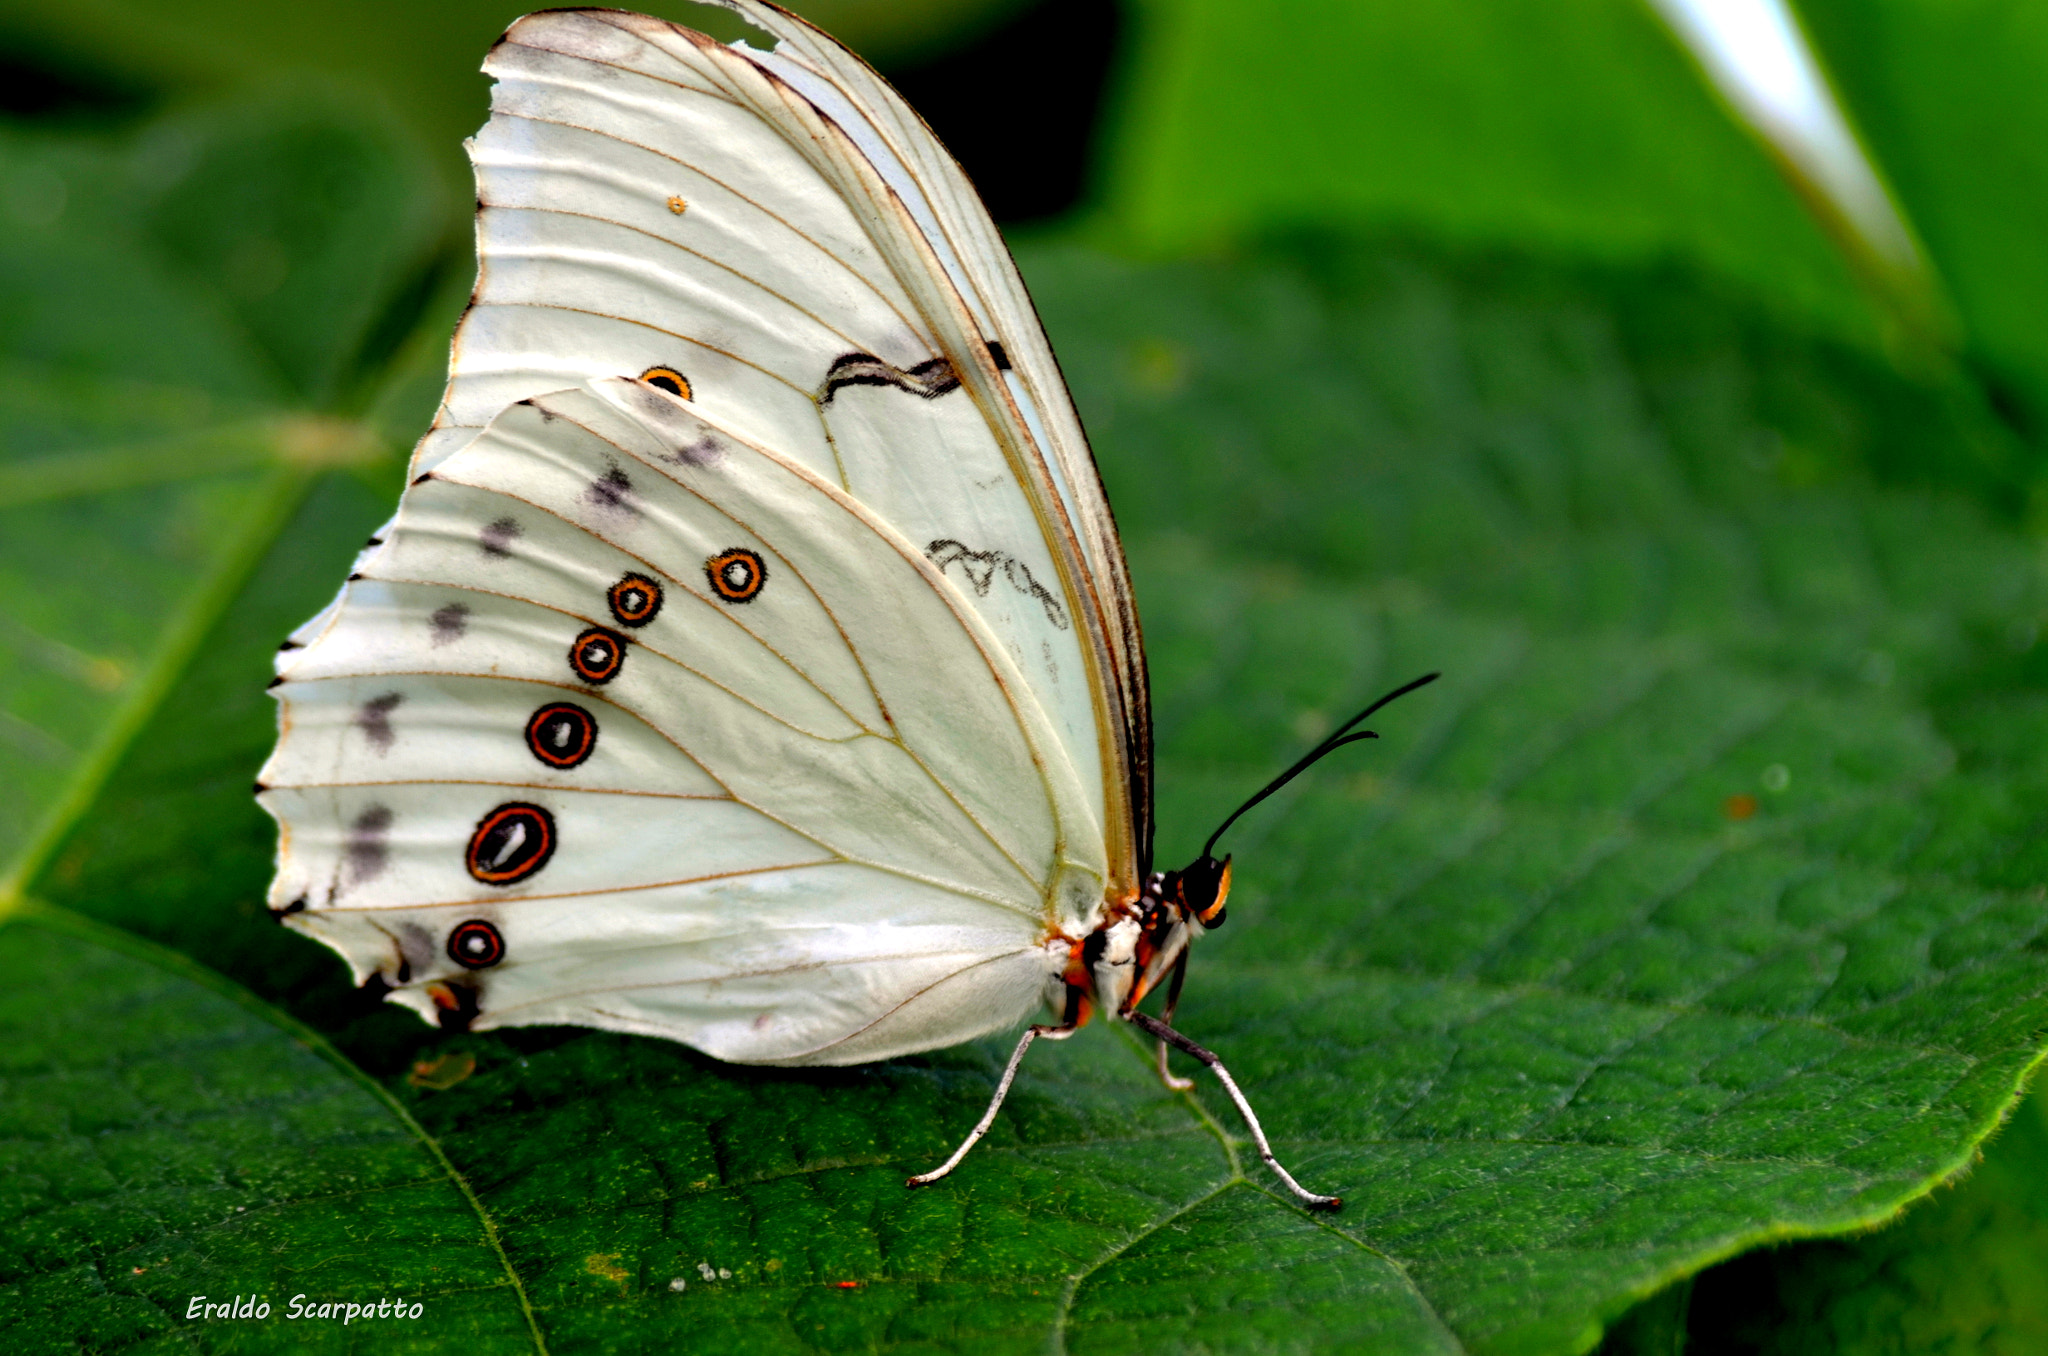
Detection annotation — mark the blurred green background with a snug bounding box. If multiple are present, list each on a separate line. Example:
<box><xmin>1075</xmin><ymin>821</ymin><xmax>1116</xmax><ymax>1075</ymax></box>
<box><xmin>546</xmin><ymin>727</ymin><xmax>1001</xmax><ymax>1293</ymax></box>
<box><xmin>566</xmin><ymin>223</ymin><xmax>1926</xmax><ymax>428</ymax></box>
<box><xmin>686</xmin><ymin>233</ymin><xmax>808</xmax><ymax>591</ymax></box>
<box><xmin>3</xmin><ymin>0</ymin><xmax>2047</xmax><ymax>1352</ymax></box>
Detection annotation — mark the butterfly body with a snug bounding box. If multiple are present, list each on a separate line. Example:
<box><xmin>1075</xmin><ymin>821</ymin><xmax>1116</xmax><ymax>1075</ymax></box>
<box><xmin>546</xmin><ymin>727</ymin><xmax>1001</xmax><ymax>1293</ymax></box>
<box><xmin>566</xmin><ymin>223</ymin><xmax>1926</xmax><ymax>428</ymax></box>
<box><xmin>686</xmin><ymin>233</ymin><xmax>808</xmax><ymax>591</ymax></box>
<box><xmin>260</xmin><ymin>1</ymin><xmax>1388</xmax><ymax>1210</ymax></box>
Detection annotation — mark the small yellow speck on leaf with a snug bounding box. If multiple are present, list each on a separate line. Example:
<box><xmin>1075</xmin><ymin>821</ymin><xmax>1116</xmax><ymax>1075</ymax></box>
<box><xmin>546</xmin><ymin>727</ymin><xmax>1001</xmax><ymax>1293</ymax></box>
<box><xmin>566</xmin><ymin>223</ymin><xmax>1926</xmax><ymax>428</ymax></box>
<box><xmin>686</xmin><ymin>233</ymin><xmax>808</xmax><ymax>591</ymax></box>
<box><xmin>585</xmin><ymin>1253</ymin><xmax>631</xmax><ymax>1290</ymax></box>
<box><xmin>407</xmin><ymin>1050</ymin><xmax>476</xmax><ymax>1090</ymax></box>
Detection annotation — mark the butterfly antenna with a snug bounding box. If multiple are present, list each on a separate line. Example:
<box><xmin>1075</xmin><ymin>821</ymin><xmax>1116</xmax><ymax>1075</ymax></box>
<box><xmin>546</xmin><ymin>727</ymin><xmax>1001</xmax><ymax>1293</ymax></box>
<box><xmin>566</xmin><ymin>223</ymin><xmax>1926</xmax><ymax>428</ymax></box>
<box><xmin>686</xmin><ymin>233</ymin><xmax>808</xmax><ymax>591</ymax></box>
<box><xmin>1201</xmin><ymin>672</ymin><xmax>1440</xmax><ymax>860</ymax></box>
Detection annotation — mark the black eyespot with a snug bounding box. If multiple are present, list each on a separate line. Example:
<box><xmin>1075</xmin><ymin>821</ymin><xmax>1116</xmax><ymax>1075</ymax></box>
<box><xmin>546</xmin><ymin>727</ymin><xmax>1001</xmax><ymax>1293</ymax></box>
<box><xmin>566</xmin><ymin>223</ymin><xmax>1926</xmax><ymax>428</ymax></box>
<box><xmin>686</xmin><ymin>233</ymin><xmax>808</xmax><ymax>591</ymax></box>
<box><xmin>705</xmin><ymin>548</ymin><xmax>766</xmax><ymax>603</ymax></box>
<box><xmin>568</xmin><ymin>626</ymin><xmax>628</xmax><ymax>684</ymax></box>
<box><xmin>608</xmin><ymin>572</ymin><xmax>663</xmax><ymax>627</ymax></box>
<box><xmin>639</xmin><ymin>365</ymin><xmax>691</xmax><ymax>398</ymax></box>
<box><xmin>526</xmin><ymin>702</ymin><xmax>597</xmax><ymax>769</ymax></box>
<box><xmin>447</xmin><ymin>919</ymin><xmax>505</xmax><ymax>969</ymax></box>
<box><xmin>465</xmin><ymin>803</ymin><xmax>555</xmax><ymax>885</ymax></box>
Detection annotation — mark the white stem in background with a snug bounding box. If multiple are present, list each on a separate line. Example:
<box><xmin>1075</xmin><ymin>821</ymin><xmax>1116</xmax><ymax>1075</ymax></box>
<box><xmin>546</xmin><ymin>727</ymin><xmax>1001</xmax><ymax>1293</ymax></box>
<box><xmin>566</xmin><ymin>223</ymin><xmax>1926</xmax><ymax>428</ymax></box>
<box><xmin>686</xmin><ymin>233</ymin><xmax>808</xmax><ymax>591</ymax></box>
<box><xmin>1650</xmin><ymin>0</ymin><xmax>1936</xmax><ymax>314</ymax></box>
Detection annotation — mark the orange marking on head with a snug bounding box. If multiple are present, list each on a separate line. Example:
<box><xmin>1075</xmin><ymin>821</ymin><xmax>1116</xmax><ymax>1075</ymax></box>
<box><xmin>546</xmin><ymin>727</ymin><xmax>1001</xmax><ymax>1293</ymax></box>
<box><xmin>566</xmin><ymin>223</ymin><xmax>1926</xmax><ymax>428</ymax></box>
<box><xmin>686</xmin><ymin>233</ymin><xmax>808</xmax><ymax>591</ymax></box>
<box><xmin>1196</xmin><ymin>857</ymin><xmax>1233</xmax><ymax>925</ymax></box>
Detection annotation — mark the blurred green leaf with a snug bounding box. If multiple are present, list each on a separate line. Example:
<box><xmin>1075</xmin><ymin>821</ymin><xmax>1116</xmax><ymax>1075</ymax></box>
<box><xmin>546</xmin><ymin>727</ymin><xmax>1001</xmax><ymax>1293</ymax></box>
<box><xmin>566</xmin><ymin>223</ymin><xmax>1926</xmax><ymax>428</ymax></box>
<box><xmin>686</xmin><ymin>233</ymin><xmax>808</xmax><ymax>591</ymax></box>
<box><xmin>0</xmin><ymin>101</ymin><xmax>437</xmax><ymax>905</ymax></box>
<box><xmin>0</xmin><ymin>906</ymin><xmax>539</xmax><ymax>1349</ymax></box>
<box><xmin>1791</xmin><ymin>0</ymin><xmax>2048</xmax><ymax>454</ymax></box>
<box><xmin>1097</xmin><ymin>0</ymin><xmax>1889</xmax><ymax>356</ymax></box>
<box><xmin>16</xmin><ymin>228</ymin><xmax>2048</xmax><ymax>1351</ymax></box>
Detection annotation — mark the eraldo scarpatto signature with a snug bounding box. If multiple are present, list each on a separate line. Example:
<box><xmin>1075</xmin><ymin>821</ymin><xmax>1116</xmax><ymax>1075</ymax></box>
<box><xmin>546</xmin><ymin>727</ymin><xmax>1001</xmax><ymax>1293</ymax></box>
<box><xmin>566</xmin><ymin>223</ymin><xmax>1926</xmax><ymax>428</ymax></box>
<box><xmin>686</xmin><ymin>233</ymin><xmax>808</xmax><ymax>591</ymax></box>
<box><xmin>185</xmin><ymin>1295</ymin><xmax>424</xmax><ymax>1323</ymax></box>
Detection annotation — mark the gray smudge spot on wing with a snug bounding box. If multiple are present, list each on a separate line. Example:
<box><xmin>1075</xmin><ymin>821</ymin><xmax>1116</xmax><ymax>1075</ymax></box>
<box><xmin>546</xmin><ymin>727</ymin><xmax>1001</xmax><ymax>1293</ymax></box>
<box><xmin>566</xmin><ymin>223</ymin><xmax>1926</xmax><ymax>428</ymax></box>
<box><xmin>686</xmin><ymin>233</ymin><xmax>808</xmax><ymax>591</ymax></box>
<box><xmin>619</xmin><ymin>383</ymin><xmax>723</xmax><ymax>466</ymax></box>
<box><xmin>583</xmin><ymin>464</ymin><xmax>638</xmax><ymax>520</ymax></box>
<box><xmin>345</xmin><ymin>805</ymin><xmax>393</xmax><ymax>886</ymax></box>
<box><xmin>671</xmin><ymin>434</ymin><xmax>725</xmax><ymax>468</ymax></box>
<box><xmin>480</xmin><ymin>516</ymin><xmax>521</xmax><ymax>558</ymax></box>
<box><xmin>398</xmin><ymin>920</ymin><xmax>437</xmax><ymax>978</ymax></box>
<box><xmin>430</xmin><ymin>602</ymin><xmax>470</xmax><ymax>647</ymax></box>
<box><xmin>356</xmin><ymin>691</ymin><xmax>404</xmax><ymax>753</ymax></box>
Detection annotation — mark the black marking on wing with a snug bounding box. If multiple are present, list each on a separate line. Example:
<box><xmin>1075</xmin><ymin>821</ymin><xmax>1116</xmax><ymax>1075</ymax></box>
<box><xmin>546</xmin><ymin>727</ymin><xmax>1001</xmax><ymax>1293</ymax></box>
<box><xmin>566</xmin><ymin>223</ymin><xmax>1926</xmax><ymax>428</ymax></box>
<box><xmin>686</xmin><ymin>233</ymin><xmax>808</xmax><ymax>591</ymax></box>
<box><xmin>927</xmin><ymin>539</ymin><xmax>1069</xmax><ymax>630</ymax></box>
<box><xmin>344</xmin><ymin>805</ymin><xmax>393</xmax><ymax>887</ymax></box>
<box><xmin>987</xmin><ymin>341</ymin><xmax>1011</xmax><ymax>370</ymax></box>
<box><xmin>430</xmin><ymin>602</ymin><xmax>471</xmax><ymax>648</ymax></box>
<box><xmin>479</xmin><ymin>516</ymin><xmax>522</xmax><ymax>558</ymax></box>
<box><xmin>434</xmin><ymin>981</ymin><xmax>481</xmax><ymax>1032</ymax></box>
<box><xmin>821</xmin><ymin>352</ymin><xmax>960</xmax><ymax>403</ymax></box>
<box><xmin>356</xmin><ymin>692</ymin><xmax>403</xmax><ymax>753</ymax></box>
<box><xmin>583</xmin><ymin>463</ymin><xmax>638</xmax><ymax>520</ymax></box>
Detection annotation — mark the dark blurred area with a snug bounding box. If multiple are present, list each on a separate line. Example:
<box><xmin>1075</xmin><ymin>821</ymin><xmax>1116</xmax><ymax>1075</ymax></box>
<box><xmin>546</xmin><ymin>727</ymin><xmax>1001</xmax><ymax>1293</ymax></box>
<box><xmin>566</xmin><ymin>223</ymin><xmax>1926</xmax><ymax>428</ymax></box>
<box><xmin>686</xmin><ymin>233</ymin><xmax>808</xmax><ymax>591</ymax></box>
<box><xmin>0</xmin><ymin>0</ymin><xmax>1124</xmax><ymax>225</ymax></box>
<box><xmin>888</xmin><ymin>0</ymin><xmax>1123</xmax><ymax>223</ymax></box>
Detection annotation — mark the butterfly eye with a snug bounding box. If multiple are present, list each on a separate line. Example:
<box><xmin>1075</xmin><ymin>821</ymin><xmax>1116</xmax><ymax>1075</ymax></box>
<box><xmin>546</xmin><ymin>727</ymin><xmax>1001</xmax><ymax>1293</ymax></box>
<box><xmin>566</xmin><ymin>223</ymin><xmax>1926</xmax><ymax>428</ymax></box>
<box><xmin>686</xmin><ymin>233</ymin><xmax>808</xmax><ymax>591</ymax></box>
<box><xmin>525</xmin><ymin>702</ymin><xmax>597</xmax><ymax>769</ymax></box>
<box><xmin>465</xmin><ymin>803</ymin><xmax>556</xmax><ymax>885</ymax></box>
<box><xmin>568</xmin><ymin>626</ymin><xmax>628</xmax><ymax>684</ymax></box>
<box><xmin>1178</xmin><ymin>855</ymin><xmax>1232</xmax><ymax>928</ymax></box>
<box><xmin>705</xmin><ymin>548</ymin><xmax>767</xmax><ymax>603</ymax></box>
<box><xmin>638</xmin><ymin>365</ymin><xmax>691</xmax><ymax>399</ymax></box>
<box><xmin>447</xmin><ymin>920</ymin><xmax>506</xmax><ymax>969</ymax></box>
<box><xmin>607</xmin><ymin>572</ymin><xmax>663</xmax><ymax>627</ymax></box>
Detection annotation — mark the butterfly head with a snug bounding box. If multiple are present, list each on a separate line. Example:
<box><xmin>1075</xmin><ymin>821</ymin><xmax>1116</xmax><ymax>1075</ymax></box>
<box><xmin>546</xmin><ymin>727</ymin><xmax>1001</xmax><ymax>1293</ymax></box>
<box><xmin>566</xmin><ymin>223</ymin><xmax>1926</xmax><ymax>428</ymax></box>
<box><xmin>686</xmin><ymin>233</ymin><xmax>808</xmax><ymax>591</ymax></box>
<box><xmin>1169</xmin><ymin>853</ymin><xmax>1232</xmax><ymax>930</ymax></box>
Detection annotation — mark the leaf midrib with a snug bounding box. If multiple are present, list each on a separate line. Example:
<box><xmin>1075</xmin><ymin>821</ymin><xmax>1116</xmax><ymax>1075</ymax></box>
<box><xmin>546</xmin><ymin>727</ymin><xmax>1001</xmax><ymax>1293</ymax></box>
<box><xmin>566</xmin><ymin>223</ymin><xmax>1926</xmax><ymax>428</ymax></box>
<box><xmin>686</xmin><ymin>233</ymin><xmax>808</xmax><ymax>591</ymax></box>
<box><xmin>1043</xmin><ymin>1021</ymin><xmax>1467</xmax><ymax>1354</ymax></box>
<box><xmin>0</xmin><ymin>465</ymin><xmax>307</xmax><ymax>911</ymax></box>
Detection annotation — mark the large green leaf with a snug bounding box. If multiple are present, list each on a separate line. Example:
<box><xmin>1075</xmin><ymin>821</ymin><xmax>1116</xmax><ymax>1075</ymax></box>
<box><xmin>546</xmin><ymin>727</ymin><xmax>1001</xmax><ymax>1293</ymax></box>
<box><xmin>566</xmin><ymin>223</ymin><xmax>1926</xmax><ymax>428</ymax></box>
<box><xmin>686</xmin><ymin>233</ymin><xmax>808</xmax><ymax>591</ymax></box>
<box><xmin>18</xmin><ymin>227</ymin><xmax>2048</xmax><ymax>1353</ymax></box>
<box><xmin>1683</xmin><ymin>1081</ymin><xmax>2048</xmax><ymax>1353</ymax></box>
<box><xmin>0</xmin><ymin>100</ymin><xmax>442</xmax><ymax>909</ymax></box>
<box><xmin>0</xmin><ymin>905</ymin><xmax>540</xmax><ymax>1349</ymax></box>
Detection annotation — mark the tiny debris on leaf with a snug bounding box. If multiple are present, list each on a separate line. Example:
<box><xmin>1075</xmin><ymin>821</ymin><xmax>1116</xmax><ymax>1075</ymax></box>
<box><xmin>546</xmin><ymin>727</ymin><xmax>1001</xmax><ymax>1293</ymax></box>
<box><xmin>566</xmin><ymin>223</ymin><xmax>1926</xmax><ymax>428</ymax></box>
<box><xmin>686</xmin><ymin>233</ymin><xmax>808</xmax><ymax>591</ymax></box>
<box><xmin>408</xmin><ymin>1050</ymin><xmax>477</xmax><ymax>1090</ymax></box>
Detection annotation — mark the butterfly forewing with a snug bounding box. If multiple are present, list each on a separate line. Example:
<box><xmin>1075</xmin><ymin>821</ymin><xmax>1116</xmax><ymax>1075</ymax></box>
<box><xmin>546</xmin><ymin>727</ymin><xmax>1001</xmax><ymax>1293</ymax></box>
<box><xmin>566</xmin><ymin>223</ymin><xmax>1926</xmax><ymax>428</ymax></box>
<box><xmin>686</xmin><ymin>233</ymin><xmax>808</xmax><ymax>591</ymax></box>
<box><xmin>440</xmin><ymin>6</ymin><xmax>1144</xmax><ymax>879</ymax></box>
<box><xmin>264</xmin><ymin>378</ymin><xmax>1101</xmax><ymax>1061</ymax></box>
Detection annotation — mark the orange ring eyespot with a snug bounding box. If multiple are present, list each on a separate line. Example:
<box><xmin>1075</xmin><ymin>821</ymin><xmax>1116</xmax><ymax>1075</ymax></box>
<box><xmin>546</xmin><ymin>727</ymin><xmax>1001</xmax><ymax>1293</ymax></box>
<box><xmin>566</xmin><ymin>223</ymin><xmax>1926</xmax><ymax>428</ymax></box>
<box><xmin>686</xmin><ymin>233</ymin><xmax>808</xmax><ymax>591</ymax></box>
<box><xmin>447</xmin><ymin>919</ymin><xmax>505</xmax><ymax>969</ymax></box>
<box><xmin>525</xmin><ymin>702</ymin><xmax>597</xmax><ymax>769</ymax></box>
<box><xmin>608</xmin><ymin>572</ymin><xmax>663</xmax><ymax>627</ymax></box>
<box><xmin>465</xmin><ymin>803</ymin><xmax>555</xmax><ymax>885</ymax></box>
<box><xmin>639</xmin><ymin>365</ymin><xmax>691</xmax><ymax>399</ymax></box>
<box><xmin>705</xmin><ymin>548</ymin><xmax>766</xmax><ymax>604</ymax></box>
<box><xmin>568</xmin><ymin>626</ymin><xmax>628</xmax><ymax>684</ymax></box>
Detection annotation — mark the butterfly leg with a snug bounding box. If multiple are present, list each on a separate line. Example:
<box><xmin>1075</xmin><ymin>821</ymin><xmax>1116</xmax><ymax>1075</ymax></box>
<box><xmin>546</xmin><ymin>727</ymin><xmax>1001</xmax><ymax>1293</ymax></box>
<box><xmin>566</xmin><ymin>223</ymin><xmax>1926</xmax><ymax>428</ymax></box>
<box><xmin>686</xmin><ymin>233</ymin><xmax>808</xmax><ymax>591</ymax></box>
<box><xmin>1151</xmin><ymin>950</ymin><xmax>1195</xmax><ymax>1091</ymax></box>
<box><xmin>905</xmin><ymin>1020</ymin><xmax>1080</xmax><ymax>1189</ymax></box>
<box><xmin>1125</xmin><ymin>1010</ymin><xmax>1342</xmax><ymax>1212</ymax></box>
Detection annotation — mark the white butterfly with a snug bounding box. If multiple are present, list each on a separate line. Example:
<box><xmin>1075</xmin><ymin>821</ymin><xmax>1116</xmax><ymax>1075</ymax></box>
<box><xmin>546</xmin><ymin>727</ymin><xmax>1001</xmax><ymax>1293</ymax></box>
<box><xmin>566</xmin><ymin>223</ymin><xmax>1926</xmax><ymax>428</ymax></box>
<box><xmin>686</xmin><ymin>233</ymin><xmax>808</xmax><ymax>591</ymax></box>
<box><xmin>259</xmin><ymin>0</ymin><xmax>1428</xmax><ymax>1211</ymax></box>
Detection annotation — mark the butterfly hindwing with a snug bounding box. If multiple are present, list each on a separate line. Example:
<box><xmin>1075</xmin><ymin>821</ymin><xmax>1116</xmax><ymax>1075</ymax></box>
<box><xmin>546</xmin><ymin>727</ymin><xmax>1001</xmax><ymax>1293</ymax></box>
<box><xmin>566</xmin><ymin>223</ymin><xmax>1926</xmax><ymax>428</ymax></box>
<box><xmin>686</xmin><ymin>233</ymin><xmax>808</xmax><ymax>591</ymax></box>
<box><xmin>263</xmin><ymin>380</ymin><xmax>1101</xmax><ymax>1062</ymax></box>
